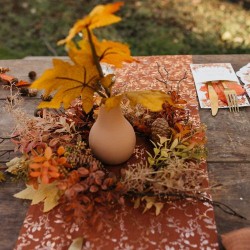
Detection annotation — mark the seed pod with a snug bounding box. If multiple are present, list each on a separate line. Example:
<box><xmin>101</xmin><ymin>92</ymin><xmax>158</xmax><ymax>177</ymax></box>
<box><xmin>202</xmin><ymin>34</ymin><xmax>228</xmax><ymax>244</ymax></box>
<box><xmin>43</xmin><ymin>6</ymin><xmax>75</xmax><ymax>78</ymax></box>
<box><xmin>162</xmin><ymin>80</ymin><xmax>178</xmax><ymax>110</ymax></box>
<box><xmin>151</xmin><ymin>118</ymin><xmax>172</xmax><ymax>143</ymax></box>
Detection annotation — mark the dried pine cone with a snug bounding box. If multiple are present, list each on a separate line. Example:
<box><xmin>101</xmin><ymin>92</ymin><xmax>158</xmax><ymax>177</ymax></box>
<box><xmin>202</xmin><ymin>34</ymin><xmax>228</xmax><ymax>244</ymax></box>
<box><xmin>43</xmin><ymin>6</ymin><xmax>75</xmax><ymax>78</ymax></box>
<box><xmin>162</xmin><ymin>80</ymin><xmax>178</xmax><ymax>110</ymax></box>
<box><xmin>66</xmin><ymin>142</ymin><xmax>104</xmax><ymax>170</ymax></box>
<box><xmin>69</xmin><ymin>153</ymin><xmax>103</xmax><ymax>169</ymax></box>
<box><xmin>151</xmin><ymin>118</ymin><xmax>172</xmax><ymax>143</ymax></box>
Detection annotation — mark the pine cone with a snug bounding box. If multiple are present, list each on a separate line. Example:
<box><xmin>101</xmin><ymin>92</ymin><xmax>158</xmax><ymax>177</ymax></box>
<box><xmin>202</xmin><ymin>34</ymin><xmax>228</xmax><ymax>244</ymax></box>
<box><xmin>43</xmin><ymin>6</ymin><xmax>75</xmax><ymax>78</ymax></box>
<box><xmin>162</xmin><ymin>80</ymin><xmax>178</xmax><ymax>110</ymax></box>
<box><xmin>59</xmin><ymin>166</ymin><xmax>71</xmax><ymax>177</ymax></box>
<box><xmin>68</xmin><ymin>151</ymin><xmax>103</xmax><ymax>169</ymax></box>
<box><xmin>151</xmin><ymin>118</ymin><xmax>172</xmax><ymax>143</ymax></box>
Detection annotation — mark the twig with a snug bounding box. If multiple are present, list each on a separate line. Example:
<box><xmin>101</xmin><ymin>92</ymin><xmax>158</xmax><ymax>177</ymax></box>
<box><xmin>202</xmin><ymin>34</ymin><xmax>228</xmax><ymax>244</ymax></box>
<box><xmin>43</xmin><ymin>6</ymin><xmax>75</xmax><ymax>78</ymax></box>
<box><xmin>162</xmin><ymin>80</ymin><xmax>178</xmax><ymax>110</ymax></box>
<box><xmin>155</xmin><ymin>63</ymin><xmax>188</xmax><ymax>95</ymax></box>
<box><xmin>0</xmin><ymin>135</ymin><xmax>18</xmax><ymax>144</ymax></box>
<box><xmin>0</xmin><ymin>149</ymin><xmax>14</xmax><ymax>159</ymax></box>
<box><xmin>43</xmin><ymin>38</ymin><xmax>58</xmax><ymax>56</ymax></box>
<box><xmin>126</xmin><ymin>191</ymin><xmax>247</xmax><ymax>220</ymax></box>
<box><xmin>86</xmin><ymin>27</ymin><xmax>104</xmax><ymax>79</ymax></box>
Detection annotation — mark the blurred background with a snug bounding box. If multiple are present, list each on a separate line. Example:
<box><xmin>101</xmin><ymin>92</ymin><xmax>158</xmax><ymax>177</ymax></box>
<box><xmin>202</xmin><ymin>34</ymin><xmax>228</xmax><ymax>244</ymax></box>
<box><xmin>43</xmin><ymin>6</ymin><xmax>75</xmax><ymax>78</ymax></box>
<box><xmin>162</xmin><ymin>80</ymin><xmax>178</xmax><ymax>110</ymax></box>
<box><xmin>1</xmin><ymin>0</ymin><xmax>250</xmax><ymax>59</ymax></box>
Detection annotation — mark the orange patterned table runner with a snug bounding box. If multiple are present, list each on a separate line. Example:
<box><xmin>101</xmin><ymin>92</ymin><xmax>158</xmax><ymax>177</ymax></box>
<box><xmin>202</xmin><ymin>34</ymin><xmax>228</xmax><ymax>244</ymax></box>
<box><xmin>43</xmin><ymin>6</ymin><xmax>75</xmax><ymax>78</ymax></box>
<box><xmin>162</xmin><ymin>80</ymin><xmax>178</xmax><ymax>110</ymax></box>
<box><xmin>15</xmin><ymin>56</ymin><xmax>219</xmax><ymax>250</ymax></box>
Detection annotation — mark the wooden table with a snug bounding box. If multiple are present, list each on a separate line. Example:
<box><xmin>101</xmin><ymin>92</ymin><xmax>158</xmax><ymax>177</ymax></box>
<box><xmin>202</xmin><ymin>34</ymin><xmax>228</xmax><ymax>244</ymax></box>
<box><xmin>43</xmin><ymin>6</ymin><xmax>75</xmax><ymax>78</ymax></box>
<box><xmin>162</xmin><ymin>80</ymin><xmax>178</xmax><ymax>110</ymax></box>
<box><xmin>0</xmin><ymin>55</ymin><xmax>250</xmax><ymax>250</ymax></box>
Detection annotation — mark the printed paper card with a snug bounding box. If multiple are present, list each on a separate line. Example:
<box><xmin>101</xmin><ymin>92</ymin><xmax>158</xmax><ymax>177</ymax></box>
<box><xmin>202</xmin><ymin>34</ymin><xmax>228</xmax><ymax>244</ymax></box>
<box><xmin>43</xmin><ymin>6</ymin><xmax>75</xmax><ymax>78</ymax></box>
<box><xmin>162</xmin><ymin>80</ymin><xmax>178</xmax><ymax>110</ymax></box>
<box><xmin>236</xmin><ymin>63</ymin><xmax>250</xmax><ymax>98</ymax></box>
<box><xmin>190</xmin><ymin>63</ymin><xmax>250</xmax><ymax>108</ymax></box>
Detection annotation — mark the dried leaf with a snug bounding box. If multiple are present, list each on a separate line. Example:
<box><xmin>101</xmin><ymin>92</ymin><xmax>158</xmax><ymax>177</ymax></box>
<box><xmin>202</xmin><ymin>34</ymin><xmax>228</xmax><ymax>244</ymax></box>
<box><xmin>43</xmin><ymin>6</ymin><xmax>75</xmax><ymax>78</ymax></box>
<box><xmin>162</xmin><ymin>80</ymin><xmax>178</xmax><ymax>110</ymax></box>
<box><xmin>0</xmin><ymin>171</ymin><xmax>6</xmax><ymax>182</ymax></box>
<box><xmin>57</xmin><ymin>146</ymin><xmax>65</xmax><ymax>156</ymax></box>
<box><xmin>126</xmin><ymin>90</ymin><xmax>169</xmax><ymax>112</ymax></box>
<box><xmin>78</xmin><ymin>167</ymin><xmax>89</xmax><ymax>177</ymax></box>
<box><xmin>141</xmin><ymin>196</ymin><xmax>164</xmax><ymax>215</ymax></box>
<box><xmin>32</xmin><ymin>156</ymin><xmax>46</xmax><ymax>163</ymax></box>
<box><xmin>14</xmin><ymin>182</ymin><xmax>61</xmax><ymax>212</ymax></box>
<box><xmin>90</xmin><ymin>185</ymin><xmax>99</xmax><ymax>193</ymax></box>
<box><xmin>14</xmin><ymin>184</ymin><xmax>37</xmax><ymax>200</ymax></box>
<box><xmin>44</xmin><ymin>147</ymin><xmax>52</xmax><ymax>160</ymax></box>
<box><xmin>6</xmin><ymin>157</ymin><xmax>23</xmax><ymax>173</ymax></box>
<box><xmin>133</xmin><ymin>197</ymin><xmax>141</xmax><ymax>209</ymax></box>
<box><xmin>154</xmin><ymin>202</ymin><xmax>164</xmax><ymax>216</ymax></box>
<box><xmin>68</xmin><ymin>237</ymin><xmax>84</xmax><ymax>250</ymax></box>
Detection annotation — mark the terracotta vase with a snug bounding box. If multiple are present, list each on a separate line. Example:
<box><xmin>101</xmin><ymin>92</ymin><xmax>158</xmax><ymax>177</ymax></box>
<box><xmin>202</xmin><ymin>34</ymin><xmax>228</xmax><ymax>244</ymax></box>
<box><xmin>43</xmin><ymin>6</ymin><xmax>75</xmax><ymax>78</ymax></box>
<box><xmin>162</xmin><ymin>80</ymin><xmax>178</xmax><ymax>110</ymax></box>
<box><xmin>89</xmin><ymin>105</ymin><xmax>136</xmax><ymax>165</ymax></box>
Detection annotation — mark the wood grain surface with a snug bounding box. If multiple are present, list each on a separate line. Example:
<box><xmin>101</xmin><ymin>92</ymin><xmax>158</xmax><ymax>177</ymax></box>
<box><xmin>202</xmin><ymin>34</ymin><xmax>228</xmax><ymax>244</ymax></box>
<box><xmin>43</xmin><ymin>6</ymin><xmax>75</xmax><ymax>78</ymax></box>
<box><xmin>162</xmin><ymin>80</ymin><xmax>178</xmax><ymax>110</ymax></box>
<box><xmin>0</xmin><ymin>55</ymin><xmax>250</xmax><ymax>250</ymax></box>
<box><xmin>193</xmin><ymin>55</ymin><xmax>250</xmax><ymax>250</ymax></box>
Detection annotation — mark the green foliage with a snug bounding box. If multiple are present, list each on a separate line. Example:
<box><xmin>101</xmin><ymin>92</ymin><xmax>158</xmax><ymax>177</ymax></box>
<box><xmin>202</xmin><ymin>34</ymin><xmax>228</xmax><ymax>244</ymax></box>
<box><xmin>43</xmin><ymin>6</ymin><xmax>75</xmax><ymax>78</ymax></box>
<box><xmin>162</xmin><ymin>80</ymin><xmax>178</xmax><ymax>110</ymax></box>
<box><xmin>1</xmin><ymin>0</ymin><xmax>250</xmax><ymax>59</ymax></box>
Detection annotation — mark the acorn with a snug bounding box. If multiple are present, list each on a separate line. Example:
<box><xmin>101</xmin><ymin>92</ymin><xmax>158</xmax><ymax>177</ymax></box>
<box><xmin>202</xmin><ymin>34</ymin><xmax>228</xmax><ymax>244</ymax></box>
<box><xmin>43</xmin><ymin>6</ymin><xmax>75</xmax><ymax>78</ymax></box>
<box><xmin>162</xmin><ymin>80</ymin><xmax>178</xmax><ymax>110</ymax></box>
<box><xmin>28</xmin><ymin>71</ymin><xmax>37</xmax><ymax>80</ymax></box>
<box><xmin>151</xmin><ymin>118</ymin><xmax>172</xmax><ymax>143</ymax></box>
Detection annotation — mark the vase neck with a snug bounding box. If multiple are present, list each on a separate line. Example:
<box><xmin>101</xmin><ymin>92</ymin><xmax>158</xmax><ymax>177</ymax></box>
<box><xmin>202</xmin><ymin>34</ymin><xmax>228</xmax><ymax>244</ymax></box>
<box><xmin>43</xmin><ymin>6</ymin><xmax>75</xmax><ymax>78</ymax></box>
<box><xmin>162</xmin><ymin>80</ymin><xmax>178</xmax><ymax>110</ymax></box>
<box><xmin>97</xmin><ymin>106</ymin><xmax>124</xmax><ymax>125</ymax></box>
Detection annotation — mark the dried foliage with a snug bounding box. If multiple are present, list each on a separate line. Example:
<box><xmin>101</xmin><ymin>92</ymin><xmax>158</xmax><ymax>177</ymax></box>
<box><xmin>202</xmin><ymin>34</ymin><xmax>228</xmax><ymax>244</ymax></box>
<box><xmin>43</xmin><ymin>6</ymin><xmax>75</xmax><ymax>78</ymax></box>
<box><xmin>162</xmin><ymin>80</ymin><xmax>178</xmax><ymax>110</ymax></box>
<box><xmin>11</xmin><ymin>109</ymin><xmax>77</xmax><ymax>153</ymax></box>
<box><xmin>14</xmin><ymin>182</ymin><xmax>61</xmax><ymax>212</ymax></box>
<box><xmin>58</xmin><ymin>162</ymin><xmax>124</xmax><ymax>228</ymax></box>
<box><xmin>65</xmin><ymin>141</ymin><xmax>103</xmax><ymax>170</ymax></box>
<box><xmin>28</xmin><ymin>146</ymin><xmax>71</xmax><ymax>185</ymax></box>
<box><xmin>65</xmin><ymin>99</ymin><xmax>96</xmax><ymax>141</ymax></box>
<box><xmin>3</xmin><ymin>1</ymin><xmax>244</xmax><ymax>234</ymax></box>
<box><xmin>6</xmin><ymin>156</ymin><xmax>29</xmax><ymax>182</ymax></box>
<box><xmin>122</xmin><ymin>155</ymin><xmax>206</xmax><ymax>195</ymax></box>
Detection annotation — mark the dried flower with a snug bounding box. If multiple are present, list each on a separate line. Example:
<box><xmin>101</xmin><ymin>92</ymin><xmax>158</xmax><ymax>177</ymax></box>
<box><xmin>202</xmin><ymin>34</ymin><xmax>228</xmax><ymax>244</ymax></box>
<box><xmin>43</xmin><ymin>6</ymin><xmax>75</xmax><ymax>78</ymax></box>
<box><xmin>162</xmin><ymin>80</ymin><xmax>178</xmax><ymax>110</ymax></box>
<box><xmin>58</xmin><ymin>162</ymin><xmax>124</xmax><ymax>226</ymax></box>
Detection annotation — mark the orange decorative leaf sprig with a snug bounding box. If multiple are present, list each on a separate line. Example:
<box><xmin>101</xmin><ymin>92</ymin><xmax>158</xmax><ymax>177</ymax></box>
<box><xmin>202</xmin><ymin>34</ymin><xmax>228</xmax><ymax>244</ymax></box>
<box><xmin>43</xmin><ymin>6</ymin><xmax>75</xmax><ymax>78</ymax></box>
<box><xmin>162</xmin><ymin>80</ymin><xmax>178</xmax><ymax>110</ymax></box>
<box><xmin>29</xmin><ymin>146</ymin><xmax>70</xmax><ymax>185</ymax></box>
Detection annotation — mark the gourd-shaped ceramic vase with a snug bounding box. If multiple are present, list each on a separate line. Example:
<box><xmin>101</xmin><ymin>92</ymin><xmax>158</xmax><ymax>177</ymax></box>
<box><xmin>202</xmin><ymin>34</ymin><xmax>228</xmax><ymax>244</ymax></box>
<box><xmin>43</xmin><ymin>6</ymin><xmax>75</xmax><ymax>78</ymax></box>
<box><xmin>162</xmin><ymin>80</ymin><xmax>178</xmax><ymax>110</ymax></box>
<box><xmin>89</xmin><ymin>105</ymin><xmax>136</xmax><ymax>165</ymax></box>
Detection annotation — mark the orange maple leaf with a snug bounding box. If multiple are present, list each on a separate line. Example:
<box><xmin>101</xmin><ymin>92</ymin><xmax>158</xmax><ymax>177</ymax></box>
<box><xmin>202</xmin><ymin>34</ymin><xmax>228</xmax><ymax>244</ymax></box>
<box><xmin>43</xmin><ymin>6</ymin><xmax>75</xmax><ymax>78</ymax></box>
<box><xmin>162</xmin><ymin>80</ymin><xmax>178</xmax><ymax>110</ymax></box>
<box><xmin>30</xmin><ymin>58</ymin><xmax>100</xmax><ymax>113</ymax></box>
<box><xmin>68</xmin><ymin>33</ymin><xmax>135</xmax><ymax>68</ymax></box>
<box><xmin>58</xmin><ymin>2</ymin><xmax>124</xmax><ymax>45</ymax></box>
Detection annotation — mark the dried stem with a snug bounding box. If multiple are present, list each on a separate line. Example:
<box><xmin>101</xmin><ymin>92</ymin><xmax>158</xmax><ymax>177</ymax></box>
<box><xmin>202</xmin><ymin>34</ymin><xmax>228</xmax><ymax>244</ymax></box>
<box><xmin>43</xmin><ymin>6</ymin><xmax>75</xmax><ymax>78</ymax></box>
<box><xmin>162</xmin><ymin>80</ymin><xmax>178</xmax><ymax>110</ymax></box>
<box><xmin>155</xmin><ymin>62</ymin><xmax>188</xmax><ymax>96</ymax></box>
<box><xmin>0</xmin><ymin>135</ymin><xmax>18</xmax><ymax>143</ymax></box>
<box><xmin>126</xmin><ymin>191</ymin><xmax>247</xmax><ymax>220</ymax></box>
<box><xmin>86</xmin><ymin>27</ymin><xmax>104</xmax><ymax>79</ymax></box>
<box><xmin>0</xmin><ymin>150</ymin><xmax>14</xmax><ymax>161</ymax></box>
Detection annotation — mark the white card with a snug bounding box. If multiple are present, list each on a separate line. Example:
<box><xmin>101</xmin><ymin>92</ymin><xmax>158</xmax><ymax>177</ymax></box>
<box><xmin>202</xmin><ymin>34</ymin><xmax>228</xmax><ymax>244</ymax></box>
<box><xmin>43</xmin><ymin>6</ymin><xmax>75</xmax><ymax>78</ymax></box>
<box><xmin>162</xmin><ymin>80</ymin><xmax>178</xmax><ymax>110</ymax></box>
<box><xmin>190</xmin><ymin>63</ymin><xmax>250</xmax><ymax>108</ymax></box>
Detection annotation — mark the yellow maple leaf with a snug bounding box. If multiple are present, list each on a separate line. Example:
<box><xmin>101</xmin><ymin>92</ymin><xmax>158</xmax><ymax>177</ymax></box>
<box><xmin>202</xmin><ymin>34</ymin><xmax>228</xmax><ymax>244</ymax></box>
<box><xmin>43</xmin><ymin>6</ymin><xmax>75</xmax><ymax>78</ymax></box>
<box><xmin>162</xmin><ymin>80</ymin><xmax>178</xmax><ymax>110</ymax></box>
<box><xmin>100</xmin><ymin>74</ymin><xmax>115</xmax><ymax>89</ymax></box>
<box><xmin>30</xmin><ymin>58</ymin><xmax>99</xmax><ymax>113</ymax></box>
<box><xmin>68</xmin><ymin>34</ymin><xmax>135</xmax><ymax>68</ymax></box>
<box><xmin>125</xmin><ymin>90</ymin><xmax>170</xmax><ymax>112</ymax></box>
<box><xmin>67</xmin><ymin>40</ymin><xmax>94</xmax><ymax>67</ymax></box>
<box><xmin>81</xmin><ymin>87</ymin><xmax>95</xmax><ymax>114</ymax></box>
<box><xmin>58</xmin><ymin>2</ymin><xmax>124</xmax><ymax>45</ymax></box>
<box><xmin>98</xmin><ymin>40</ymin><xmax>135</xmax><ymax>68</ymax></box>
<box><xmin>104</xmin><ymin>94</ymin><xmax>123</xmax><ymax>110</ymax></box>
<box><xmin>14</xmin><ymin>182</ymin><xmax>61</xmax><ymax>212</ymax></box>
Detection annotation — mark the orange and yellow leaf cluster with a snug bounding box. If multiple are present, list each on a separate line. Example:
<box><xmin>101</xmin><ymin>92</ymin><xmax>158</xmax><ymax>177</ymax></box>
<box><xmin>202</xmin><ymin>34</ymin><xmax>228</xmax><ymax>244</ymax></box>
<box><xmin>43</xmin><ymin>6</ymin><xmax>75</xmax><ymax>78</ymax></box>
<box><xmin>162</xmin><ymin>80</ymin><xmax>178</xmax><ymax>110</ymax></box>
<box><xmin>29</xmin><ymin>146</ymin><xmax>69</xmax><ymax>185</ymax></box>
<box><xmin>30</xmin><ymin>2</ymin><xmax>169</xmax><ymax>114</ymax></box>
